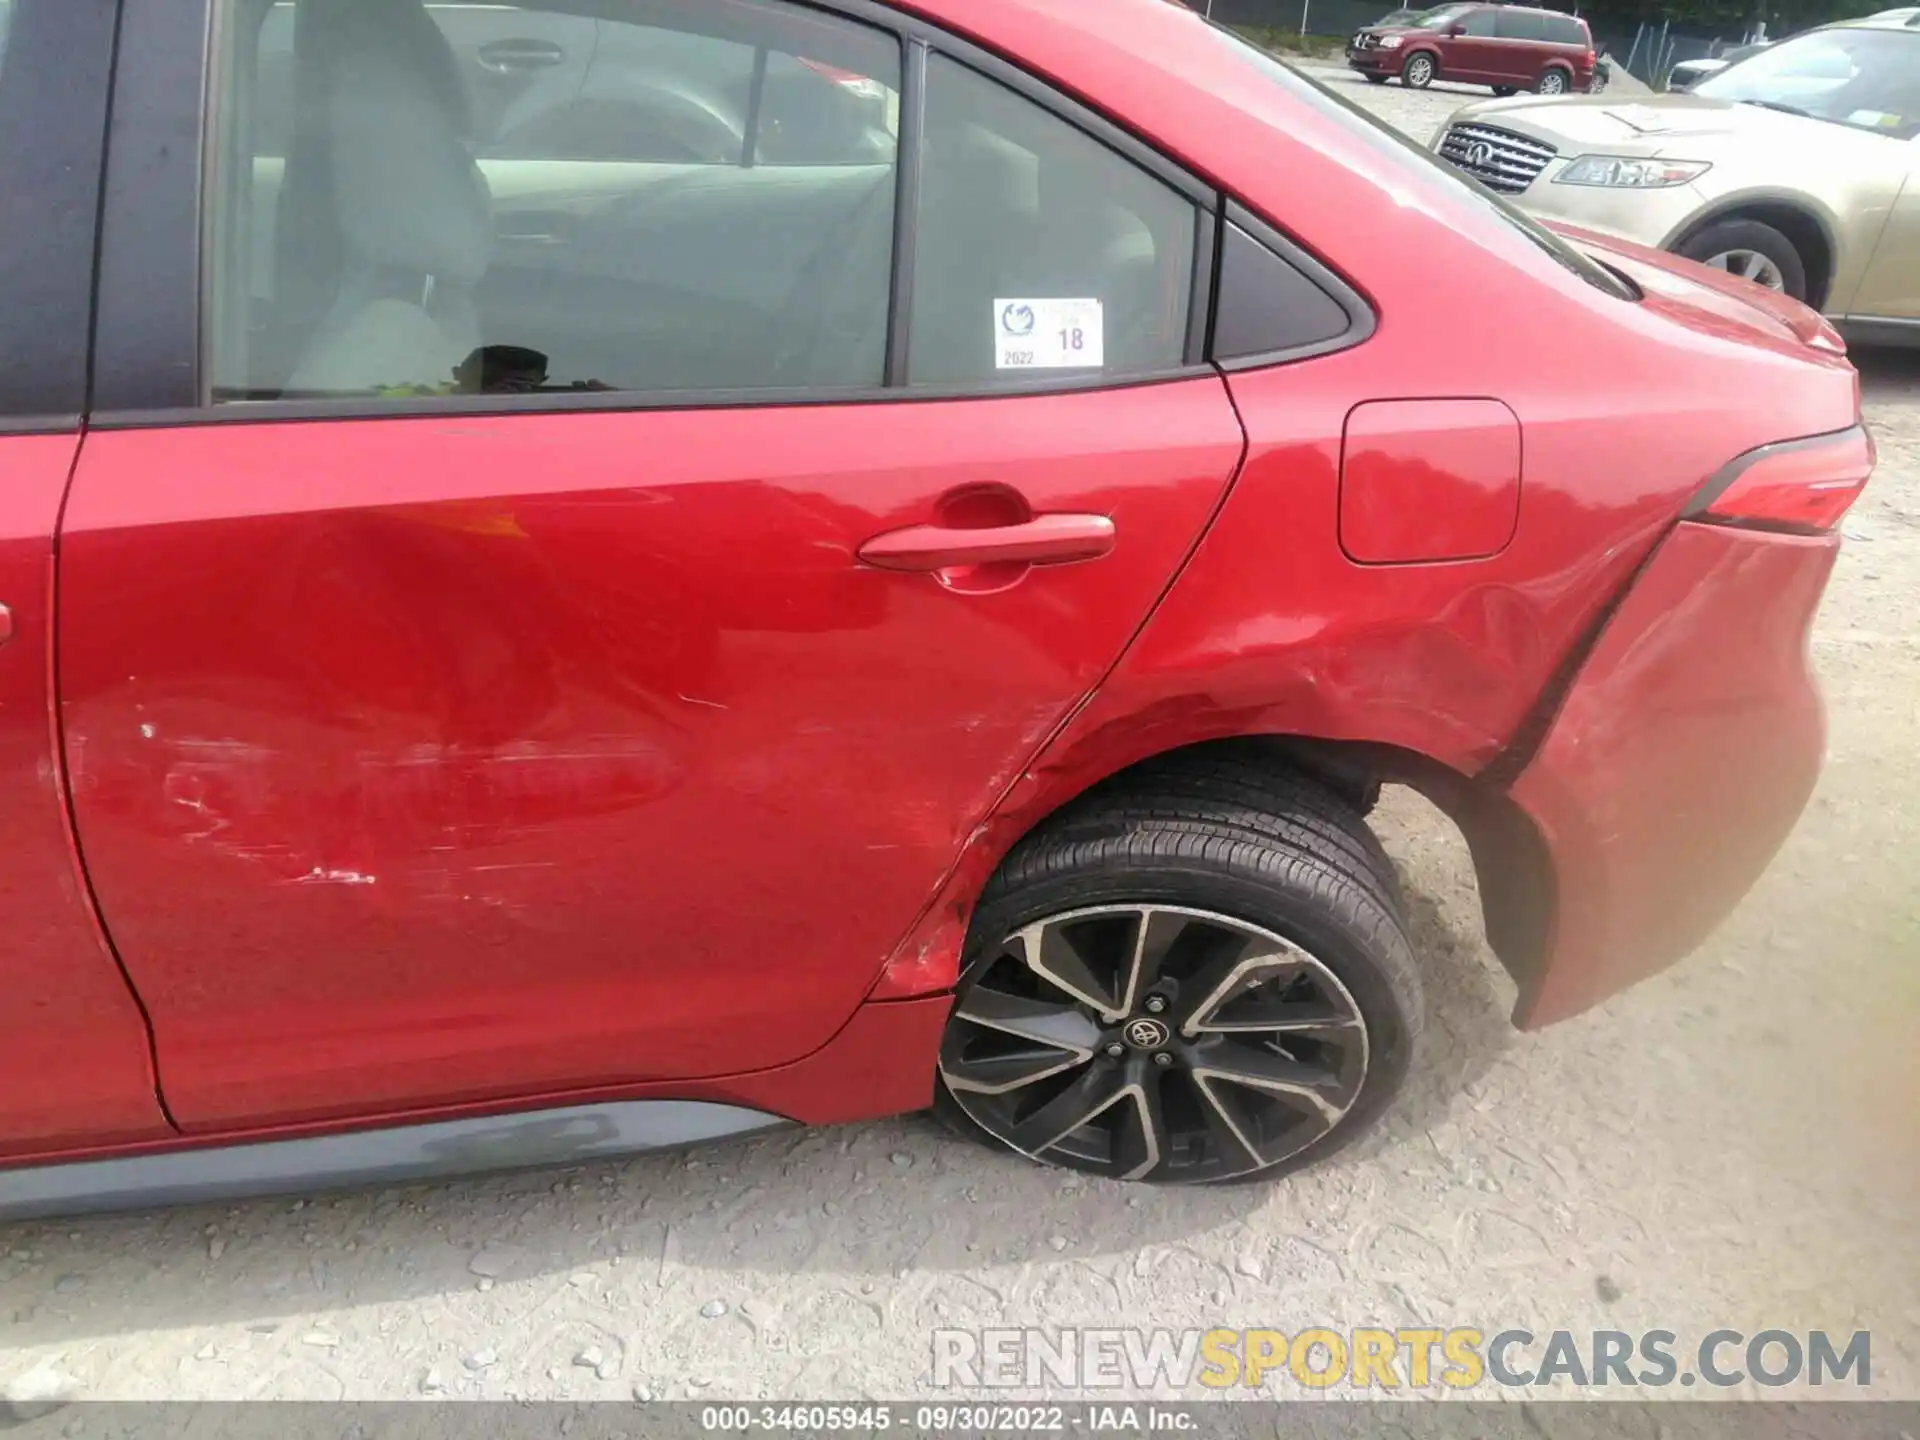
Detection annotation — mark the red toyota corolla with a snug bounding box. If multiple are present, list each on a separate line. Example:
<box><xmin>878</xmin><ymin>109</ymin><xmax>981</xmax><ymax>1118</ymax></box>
<box><xmin>0</xmin><ymin>0</ymin><xmax>1874</xmax><ymax>1217</ymax></box>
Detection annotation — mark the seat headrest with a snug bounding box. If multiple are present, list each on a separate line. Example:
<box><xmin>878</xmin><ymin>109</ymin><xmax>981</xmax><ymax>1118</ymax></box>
<box><xmin>315</xmin><ymin>0</ymin><xmax>492</xmax><ymax>283</ymax></box>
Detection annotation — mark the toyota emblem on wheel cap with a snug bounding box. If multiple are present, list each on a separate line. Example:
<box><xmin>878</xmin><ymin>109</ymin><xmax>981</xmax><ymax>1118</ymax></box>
<box><xmin>1124</xmin><ymin>1017</ymin><xmax>1171</xmax><ymax>1050</ymax></box>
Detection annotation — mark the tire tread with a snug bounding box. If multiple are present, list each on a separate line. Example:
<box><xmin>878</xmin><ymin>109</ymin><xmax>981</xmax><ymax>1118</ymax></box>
<box><xmin>936</xmin><ymin>751</ymin><xmax>1426</xmax><ymax>1185</ymax></box>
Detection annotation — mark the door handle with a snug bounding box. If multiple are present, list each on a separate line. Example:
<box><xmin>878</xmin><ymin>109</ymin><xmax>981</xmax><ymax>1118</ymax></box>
<box><xmin>477</xmin><ymin>38</ymin><xmax>566</xmax><ymax>72</ymax></box>
<box><xmin>858</xmin><ymin>513</ymin><xmax>1116</xmax><ymax>572</ymax></box>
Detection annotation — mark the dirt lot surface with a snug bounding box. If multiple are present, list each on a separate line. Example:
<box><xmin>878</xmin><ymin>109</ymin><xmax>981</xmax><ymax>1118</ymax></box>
<box><xmin>1298</xmin><ymin>60</ymin><xmax>1530</xmax><ymax>139</ymax></box>
<box><xmin>2</xmin><ymin>73</ymin><xmax>1917</xmax><ymax>1412</ymax></box>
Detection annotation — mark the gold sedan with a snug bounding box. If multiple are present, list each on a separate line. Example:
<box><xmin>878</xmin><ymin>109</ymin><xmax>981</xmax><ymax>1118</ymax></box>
<box><xmin>1432</xmin><ymin>9</ymin><xmax>1920</xmax><ymax>345</ymax></box>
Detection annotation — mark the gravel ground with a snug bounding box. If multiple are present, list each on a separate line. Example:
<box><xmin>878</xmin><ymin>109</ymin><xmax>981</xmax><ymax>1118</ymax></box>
<box><xmin>2</xmin><ymin>79</ymin><xmax>1916</xmax><ymax>1412</ymax></box>
<box><xmin>1299</xmin><ymin>61</ymin><xmax>1511</xmax><ymax>142</ymax></box>
<box><xmin>1291</xmin><ymin>59</ymin><xmax>1655</xmax><ymax>143</ymax></box>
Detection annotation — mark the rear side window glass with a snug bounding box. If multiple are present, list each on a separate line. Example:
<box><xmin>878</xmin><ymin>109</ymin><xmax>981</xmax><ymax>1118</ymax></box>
<box><xmin>0</xmin><ymin>1</ymin><xmax>12</xmax><ymax>73</ymax></box>
<box><xmin>908</xmin><ymin>54</ymin><xmax>1197</xmax><ymax>387</ymax></box>
<box><xmin>1461</xmin><ymin>10</ymin><xmax>1500</xmax><ymax>37</ymax></box>
<box><xmin>1546</xmin><ymin>15</ymin><xmax>1588</xmax><ymax>45</ymax></box>
<box><xmin>1495</xmin><ymin>10</ymin><xmax>1546</xmax><ymax>40</ymax></box>
<box><xmin>205</xmin><ymin>0</ymin><xmax>900</xmax><ymax>401</ymax></box>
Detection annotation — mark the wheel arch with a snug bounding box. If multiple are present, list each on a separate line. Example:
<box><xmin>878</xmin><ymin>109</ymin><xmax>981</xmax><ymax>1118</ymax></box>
<box><xmin>1664</xmin><ymin>194</ymin><xmax>1840</xmax><ymax>311</ymax></box>
<box><xmin>871</xmin><ymin>733</ymin><xmax>1555</xmax><ymax>1023</ymax></box>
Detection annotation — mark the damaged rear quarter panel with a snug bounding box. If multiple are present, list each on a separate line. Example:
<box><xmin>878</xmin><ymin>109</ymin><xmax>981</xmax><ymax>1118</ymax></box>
<box><xmin>1507</xmin><ymin>522</ymin><xmax>1837</xmax><ymax>1025</ymax></box>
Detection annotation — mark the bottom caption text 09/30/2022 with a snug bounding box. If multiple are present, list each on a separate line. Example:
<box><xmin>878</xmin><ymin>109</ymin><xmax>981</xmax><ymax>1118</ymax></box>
<box><xmin>19</xmin><ymin>1402</ymin><xmax>1920</xmax><ymax>1439</ymax></box>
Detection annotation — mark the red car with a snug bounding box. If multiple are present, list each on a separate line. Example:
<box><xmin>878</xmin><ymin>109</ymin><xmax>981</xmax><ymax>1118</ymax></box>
<box><xmin>0</xmin><ymin>0</ymin><xmax>1873</xmax><ymax>1216</ymax></box>
<box><xmin>1348</xmin><ymin>3</ymin><xmax>1598</xmax><ymax>94</ymax></box>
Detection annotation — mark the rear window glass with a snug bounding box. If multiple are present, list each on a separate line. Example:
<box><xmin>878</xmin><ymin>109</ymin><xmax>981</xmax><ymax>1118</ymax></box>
<box><xmin>1200</xmin><ymin>23</ymin><xmax>1635</xmax><ymax>301</ymax></box>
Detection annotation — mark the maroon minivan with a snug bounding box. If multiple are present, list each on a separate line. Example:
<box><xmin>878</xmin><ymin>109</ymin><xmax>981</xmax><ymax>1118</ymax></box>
<box><xmin>1347</xmin><ymin>3</ymin><xmax>1596</xmax><ymax>93</ymax></box>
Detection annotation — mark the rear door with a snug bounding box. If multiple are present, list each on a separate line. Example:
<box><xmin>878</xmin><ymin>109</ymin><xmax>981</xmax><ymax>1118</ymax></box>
<box><xmin>1446</xmin><ymin>6</ymin><xmax>1505</xmax><ymax>83</ymax></box>
<box><xmin>61</xmin><ymin>0</ymin><xmax>1243</xmax><ymax>1131</ymax></box>
<box><xmin>1490</xmin><ymin>8</ymin><xmax>1546</xmax><ymax>85</ymax></box>
<box><xmin>0</xmin><ymin>0</ymin><xmax>175</xmax><ymax>1157</ymax></box>
<box><xmin>1851</xmin><ymin>152</ymin><xmax>1920</xmax><ymax>323</ymax></box>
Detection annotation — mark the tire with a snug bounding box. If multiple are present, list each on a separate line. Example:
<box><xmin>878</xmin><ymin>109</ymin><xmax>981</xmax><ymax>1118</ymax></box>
<box><xmin>933</xmin><ymin>755</ymin><xmax>1422</xmax><ymax>1187</ymax></box>
<box><xmin>1401</xmin><ymin>51</ymin><xmax>1435</xmax><ymax>87</ymax></box>
<box><xmin>1491</xmin><ymin>85</ymin><xmax>1517</xmax><ymax>96</ymax></box>
<box><xmin>1674</xmin><ymin>218</ymin><xmax>1808</xmax><ymax>301</ymax></box>
<box><xmin>1535</xmin><ymin>66</ymin><xmax>1571</xmax><ymax>94</ymax></box>
<box><xmin>1364</xmin><ymin>73</ymin><xmax>1389</xmax><ymax>84</ymax></box>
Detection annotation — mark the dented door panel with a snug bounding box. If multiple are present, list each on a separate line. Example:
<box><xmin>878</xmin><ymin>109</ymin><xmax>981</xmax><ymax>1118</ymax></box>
<box><xmin>57</xmin><ymin>384</ymin><xmax>1244</xmax><ymax>1129</ymax></box>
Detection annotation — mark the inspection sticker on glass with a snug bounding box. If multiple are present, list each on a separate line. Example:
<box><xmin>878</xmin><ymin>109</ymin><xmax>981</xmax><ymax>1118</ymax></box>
<box><xmin>994</xmin><ymin>298</ymin><xmax>1104</xmax><ymax>370</ymax></box>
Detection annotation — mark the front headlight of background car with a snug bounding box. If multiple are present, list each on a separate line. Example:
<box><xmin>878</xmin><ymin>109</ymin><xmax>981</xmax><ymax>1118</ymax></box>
<box><xmin>1554</xmin><ymin>155</ymin><xmax>1711</xmax><ymax>188</ymax></box>
<box><xmin>1378</xmin><ymin>35</ymin><xmax>1404</xmax><ymax>48</ymax></box>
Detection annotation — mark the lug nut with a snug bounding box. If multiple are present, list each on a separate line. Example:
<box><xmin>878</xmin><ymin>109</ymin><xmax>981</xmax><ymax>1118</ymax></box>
<box><xmin>1144</xmin><ymin>996</ymin><xmax>1168</xmax><ymax>1014</ymax></box>
<box><xmin>1106</xmin><ymin>1043</ymin><xmax>1125</xmax><ymax>1058</ymax></box>
<box><xmin>1152</xmin><ymin>1052</ymin><xmax>1174</xmax><ymax>1067</ymax></box>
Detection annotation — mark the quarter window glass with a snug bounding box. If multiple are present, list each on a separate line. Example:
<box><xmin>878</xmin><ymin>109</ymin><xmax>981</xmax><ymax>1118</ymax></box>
<box><xmin>1461</xmin><ymin>11</ymin><xmax>1500</xmax><ymax>38</ymax></box>
<box><xmin>909</xmin><ymin>54</ymin><xmax>1197</xmax><ymax>387</ymax></box>
<box><xmin>1547</xmin><ymin>16</ymin><xmax>1587</xmax><ymax>45</ymax></box>
<box><xmin>206</xmin><ymin>0</ymin><xmax>900</xmax><ymax>401</ymax></box>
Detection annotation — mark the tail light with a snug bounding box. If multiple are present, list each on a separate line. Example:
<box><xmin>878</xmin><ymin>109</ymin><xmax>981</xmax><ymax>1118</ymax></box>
<box><xmin>1688</xmin><ymin>425</ymin><xmax>1876</xmax><ymax>534</ymax></box>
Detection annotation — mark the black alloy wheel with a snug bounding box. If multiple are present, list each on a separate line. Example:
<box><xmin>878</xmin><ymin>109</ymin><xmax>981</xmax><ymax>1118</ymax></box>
<box><xmin>938</xmin><ymin>904</ymin><xmax>1372</xmax><ymax>1183</ymax></box>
